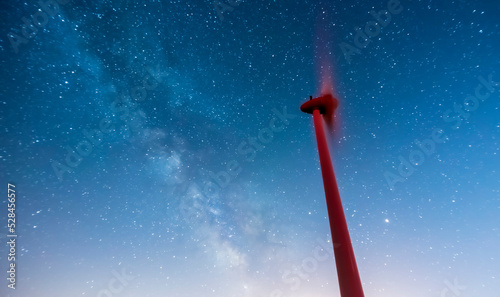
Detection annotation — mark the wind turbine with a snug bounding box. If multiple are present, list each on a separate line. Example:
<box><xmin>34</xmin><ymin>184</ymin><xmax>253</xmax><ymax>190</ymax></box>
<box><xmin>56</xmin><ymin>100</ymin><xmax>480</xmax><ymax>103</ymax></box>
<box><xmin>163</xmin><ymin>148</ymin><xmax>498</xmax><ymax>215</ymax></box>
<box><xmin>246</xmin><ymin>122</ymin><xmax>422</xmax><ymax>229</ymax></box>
<box><xmin>300</xmin><ymin>93</ymin><xmax>365</xmax><ymax>297</ymax></box>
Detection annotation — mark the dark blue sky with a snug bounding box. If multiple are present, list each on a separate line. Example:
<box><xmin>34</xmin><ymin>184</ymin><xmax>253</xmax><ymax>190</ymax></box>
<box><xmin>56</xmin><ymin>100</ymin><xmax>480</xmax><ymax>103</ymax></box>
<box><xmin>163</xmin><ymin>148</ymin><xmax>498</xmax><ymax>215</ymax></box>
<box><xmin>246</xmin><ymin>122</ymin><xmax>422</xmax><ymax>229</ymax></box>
<box><xmin>0</xmin><ymin>0</ymin><xmax>499</xmax><ymax>296</ymax></box>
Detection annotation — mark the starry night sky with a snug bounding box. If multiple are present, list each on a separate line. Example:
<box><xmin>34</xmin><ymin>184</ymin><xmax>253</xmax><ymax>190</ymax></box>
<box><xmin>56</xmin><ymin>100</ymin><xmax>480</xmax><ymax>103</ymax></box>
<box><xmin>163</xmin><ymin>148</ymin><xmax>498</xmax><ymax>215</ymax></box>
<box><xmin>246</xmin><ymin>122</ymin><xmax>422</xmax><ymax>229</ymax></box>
<box><xmin>0</xmin><ymin>0</ymin><xmax>499</xmax><ymax>296</ymax></box>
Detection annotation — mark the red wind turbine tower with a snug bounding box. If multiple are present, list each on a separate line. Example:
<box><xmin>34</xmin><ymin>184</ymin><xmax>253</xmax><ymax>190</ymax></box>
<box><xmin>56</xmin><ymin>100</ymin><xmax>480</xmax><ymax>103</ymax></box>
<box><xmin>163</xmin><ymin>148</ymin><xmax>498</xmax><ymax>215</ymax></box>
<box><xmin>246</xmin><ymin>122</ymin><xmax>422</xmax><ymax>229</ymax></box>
<box><xmin>300</xmin><ymin>94</ymin><xmax>365</xmax><ymax>297</ymax></box>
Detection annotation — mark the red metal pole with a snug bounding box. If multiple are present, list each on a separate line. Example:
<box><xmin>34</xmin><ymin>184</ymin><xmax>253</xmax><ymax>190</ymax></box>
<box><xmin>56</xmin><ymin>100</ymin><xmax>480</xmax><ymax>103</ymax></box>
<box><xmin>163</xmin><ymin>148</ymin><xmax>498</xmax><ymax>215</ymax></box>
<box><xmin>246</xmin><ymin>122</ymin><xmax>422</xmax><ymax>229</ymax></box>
<box><xmin>312</xmin><ymin>108</ymin><xmax>364</xmax><ymax>297</ymax></box>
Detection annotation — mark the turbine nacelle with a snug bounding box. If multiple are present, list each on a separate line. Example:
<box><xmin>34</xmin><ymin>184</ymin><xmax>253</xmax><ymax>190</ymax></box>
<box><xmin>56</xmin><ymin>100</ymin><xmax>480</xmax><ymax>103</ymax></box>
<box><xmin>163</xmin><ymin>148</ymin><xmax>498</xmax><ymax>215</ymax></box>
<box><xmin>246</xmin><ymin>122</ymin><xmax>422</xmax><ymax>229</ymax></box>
<box><xmin>300</xmin><ymin>93</ymin><xmax>338</xmax><ymax>128</ymax></box>
<box><xmin>300</xmin><ymin>93</ymin><xmax>338</xmax><ymax>116</ymax></box>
